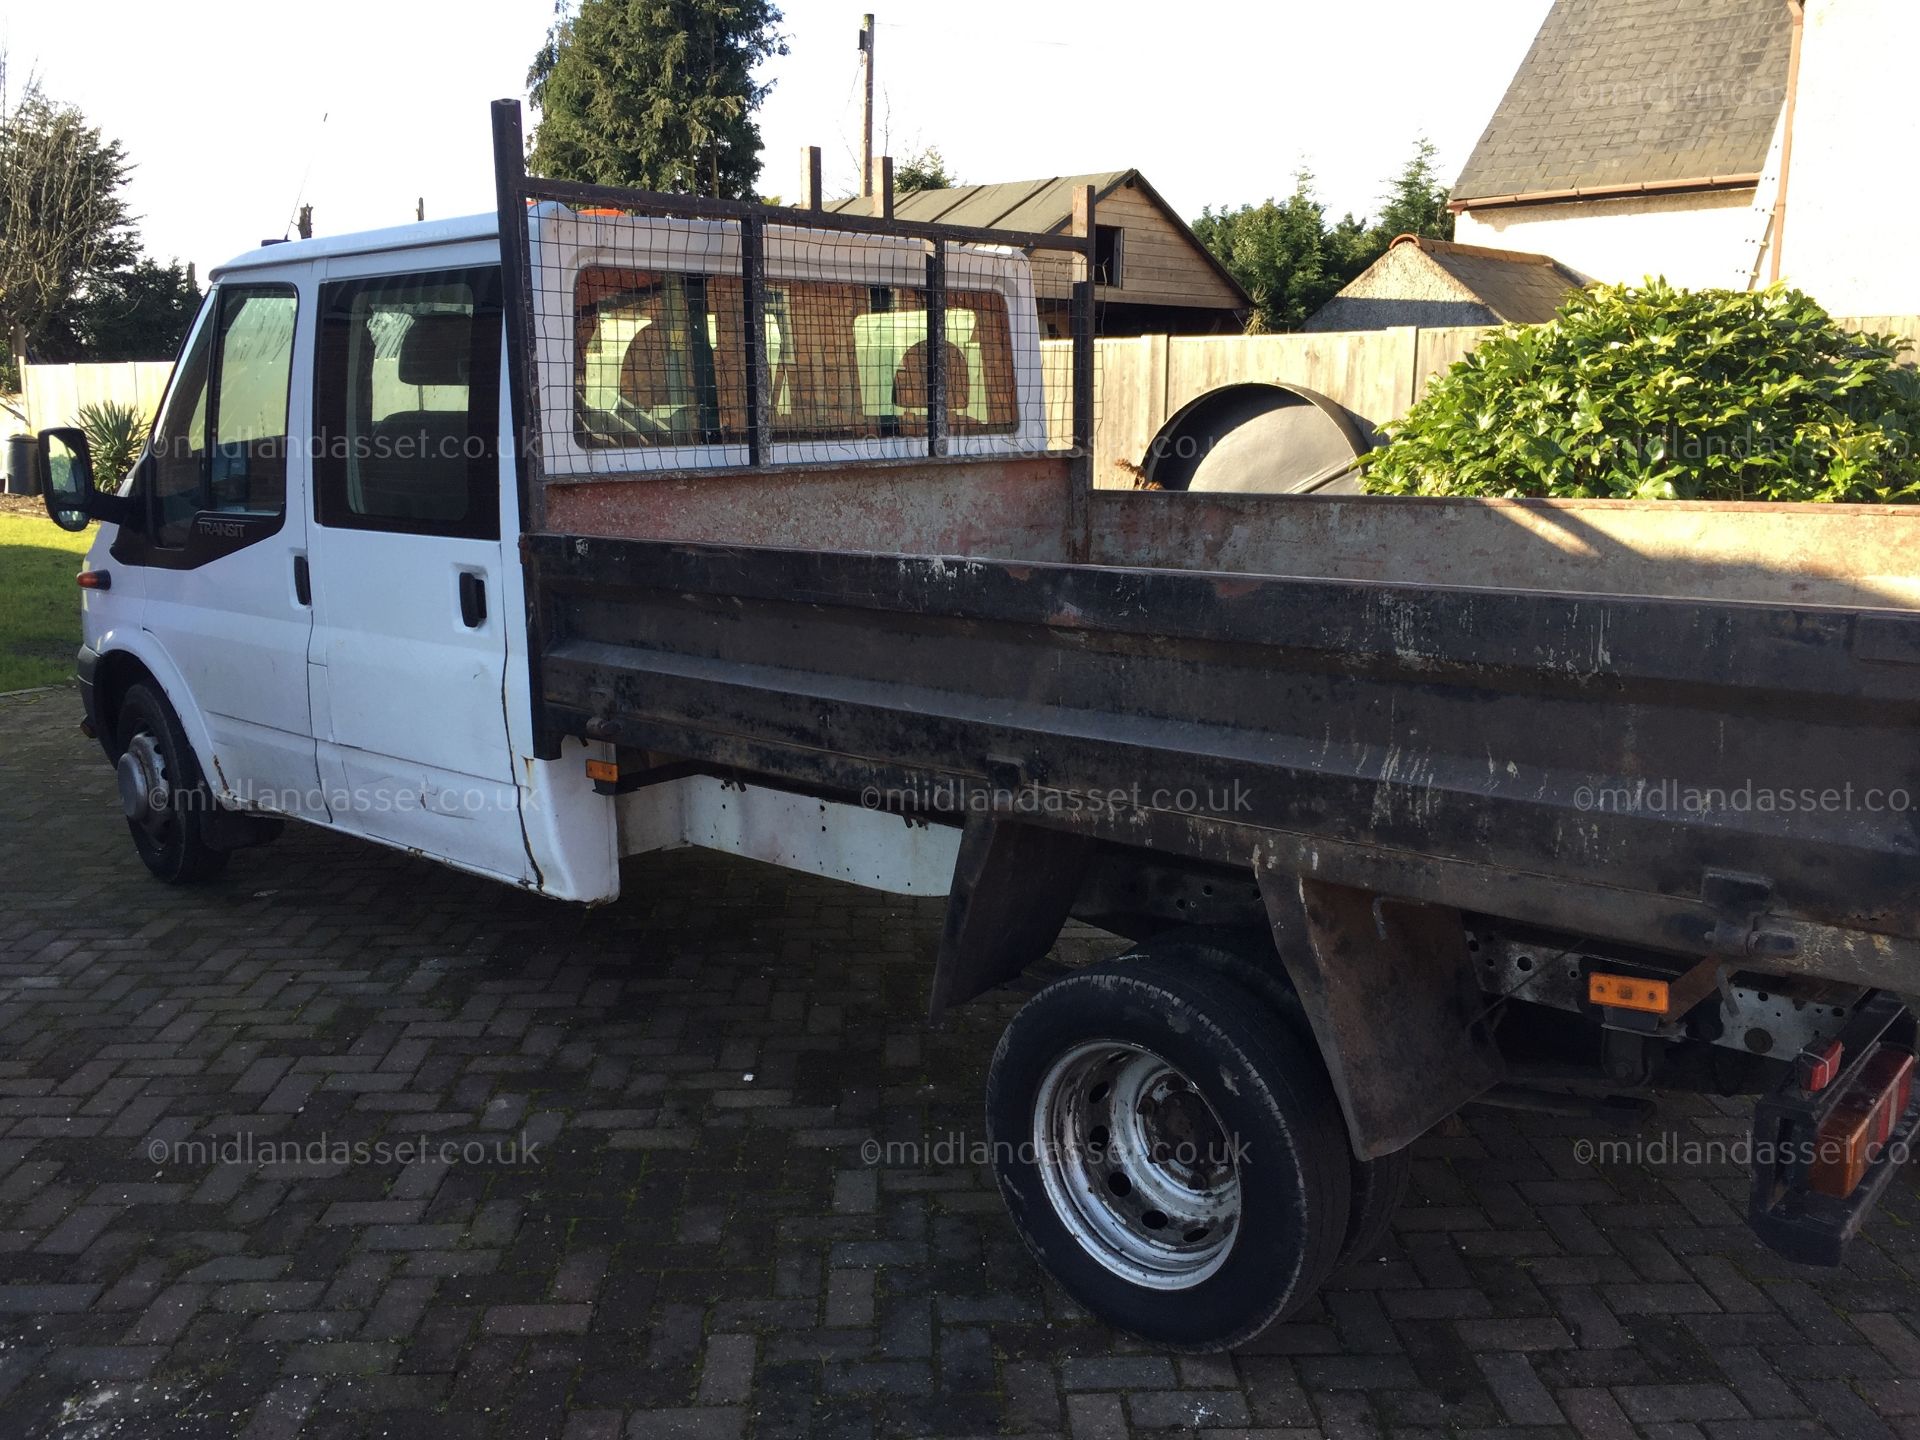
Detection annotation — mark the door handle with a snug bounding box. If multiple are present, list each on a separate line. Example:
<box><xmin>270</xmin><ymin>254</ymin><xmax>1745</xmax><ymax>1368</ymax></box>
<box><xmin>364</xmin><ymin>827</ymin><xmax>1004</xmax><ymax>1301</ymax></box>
<box><xmin>293</xmin><ymin>554</ymin><xmax>311</xmax><ymax>606</ymax></box>
<box><xmin>458</xmin><ymin>571</ymin><xmax>487</xmax><ymax>628</ymax></box>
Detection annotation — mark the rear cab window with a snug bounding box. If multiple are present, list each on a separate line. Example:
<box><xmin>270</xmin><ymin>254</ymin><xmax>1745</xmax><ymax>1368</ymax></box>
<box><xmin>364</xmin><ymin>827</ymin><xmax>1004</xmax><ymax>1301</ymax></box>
<box><xmin>536</xmin><ymin>214</ymin><xmax>1040</xmax><ymax>474</ymax></box>
<box><xmin>312</xmin><ymin>267</ymin><xmax>503</xmax><ymax>541</ymax></box>
<box><xmin>574</xmin><ymin>269</ymin><xmax>1019</xmax><ymax>451</ymax></box>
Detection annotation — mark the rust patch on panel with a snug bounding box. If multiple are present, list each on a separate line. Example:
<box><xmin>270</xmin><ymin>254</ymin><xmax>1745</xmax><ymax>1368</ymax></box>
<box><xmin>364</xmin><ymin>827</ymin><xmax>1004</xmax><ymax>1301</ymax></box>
<box><xmin>543</xmin><ymin>456</ymin><xmax>1076</xmax><ymax>563</ymax></box>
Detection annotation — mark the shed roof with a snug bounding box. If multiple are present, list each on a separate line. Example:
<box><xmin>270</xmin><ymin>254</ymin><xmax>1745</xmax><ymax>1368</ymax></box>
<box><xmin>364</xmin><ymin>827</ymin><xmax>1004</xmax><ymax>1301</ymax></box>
<box><xmin>824</xmin><ymin>169</ymin><xmax>1252</xmax><ymax>306</ymax></box>
<box><xmin>1396</xmin><ymin>236</ymin><xmax>1588</xmax><ymax>324</ymax></box>
<box><xmin>825</xmin><ymin>171</ymin><xmax>1132</xmax><ymax>231</ymax></box>
<box><xmin>1452</xmin><ymin>0</ymin><xmax>1791</xmax><ymax>205</ymax></box>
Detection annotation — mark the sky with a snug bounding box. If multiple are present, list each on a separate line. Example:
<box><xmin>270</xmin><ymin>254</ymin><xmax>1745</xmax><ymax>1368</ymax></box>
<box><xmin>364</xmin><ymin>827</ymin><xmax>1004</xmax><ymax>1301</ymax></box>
<box><xmin>2</xmin><ymin>0</ymin><xmax>1554</xmax><ymax>279</ymax></box>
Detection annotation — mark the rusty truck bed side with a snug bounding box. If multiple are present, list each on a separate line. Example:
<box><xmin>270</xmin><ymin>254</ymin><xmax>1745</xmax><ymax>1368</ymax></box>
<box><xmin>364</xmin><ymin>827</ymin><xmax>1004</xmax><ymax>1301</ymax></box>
<box><xmin>527</xmin><ymin>530</ymin><xmax>1920</xmax><ymax>992</ymax></box>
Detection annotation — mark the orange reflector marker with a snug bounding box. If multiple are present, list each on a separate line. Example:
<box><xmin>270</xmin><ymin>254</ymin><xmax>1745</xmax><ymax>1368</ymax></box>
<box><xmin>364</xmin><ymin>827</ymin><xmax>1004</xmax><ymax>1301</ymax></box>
<box><xmin>584</xmin><ymin>759</ymin><xmax>619</xmax><ymax>784</ymax></box>
<box><xmin>76</xmin><ymin>570</ymin><xmax>110</xmax><ymax>590</ymax></box>
<box><xmin>1589</xmin><ymin>972</ymin><xmax>1670</xmax><ymax>1015</ymax></box>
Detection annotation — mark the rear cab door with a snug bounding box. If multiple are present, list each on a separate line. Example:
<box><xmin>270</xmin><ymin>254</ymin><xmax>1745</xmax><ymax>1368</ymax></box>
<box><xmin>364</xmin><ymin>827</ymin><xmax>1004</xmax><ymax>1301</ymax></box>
<box><xmin>304</xmin><ymin>243</ymin><xmax>531</xmax><ymax>883</ymax></box>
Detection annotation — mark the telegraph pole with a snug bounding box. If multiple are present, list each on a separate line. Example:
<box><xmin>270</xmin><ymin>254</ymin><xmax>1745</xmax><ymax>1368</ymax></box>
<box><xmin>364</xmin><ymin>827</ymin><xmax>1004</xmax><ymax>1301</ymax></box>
<box><xmin>859</xmin><ymin>14</ymin><xmax>876</xmax><ymax>197</ymax></box>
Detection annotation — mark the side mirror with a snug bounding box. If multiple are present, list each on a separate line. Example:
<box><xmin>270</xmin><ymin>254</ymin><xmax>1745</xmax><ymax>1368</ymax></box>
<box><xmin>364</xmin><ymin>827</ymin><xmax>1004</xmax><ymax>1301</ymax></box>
<box><xmin>39</xmin><ymin>428</ymin><xmax>96</xmax><ymax>532</ymax></box>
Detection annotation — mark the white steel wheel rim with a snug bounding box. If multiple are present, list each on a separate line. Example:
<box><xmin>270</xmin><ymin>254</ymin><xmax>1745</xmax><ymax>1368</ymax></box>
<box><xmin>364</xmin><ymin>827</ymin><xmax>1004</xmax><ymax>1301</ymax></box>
<box><xmin>1031</xmin><ymin>1040</ymin><xmax>1242</xmax><ymax>1290</ymax></box>
<box><xmin>118</xmin><ymin>729</ymin><xmax>174</xmax><ymax>838</ymax></box>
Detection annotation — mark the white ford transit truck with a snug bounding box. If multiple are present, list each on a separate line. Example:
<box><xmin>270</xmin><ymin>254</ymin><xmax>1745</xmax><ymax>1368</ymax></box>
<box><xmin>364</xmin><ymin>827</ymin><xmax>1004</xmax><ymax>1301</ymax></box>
<box><xmin>35</xmin><ymin>101</ymin><xmax>1920</xmax><ymax>1349</ymax></box>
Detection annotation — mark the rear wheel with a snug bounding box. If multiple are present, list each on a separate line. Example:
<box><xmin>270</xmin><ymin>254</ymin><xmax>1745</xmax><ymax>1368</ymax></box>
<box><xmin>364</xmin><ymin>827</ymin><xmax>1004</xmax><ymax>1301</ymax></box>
<box><xmin>114</xmin><ymin>683</ymin><xmax>230</xmax><ymax>884</ymax></box>
<box><xmin>986</xmin><ymin>949</ymin><xmax>1351</xmax><ymax>1350</ymax></box>
<box><xmin>1148</xmin><ymin>926</ymin><xmax>1413</xmax><ymax>1267</ymax></box>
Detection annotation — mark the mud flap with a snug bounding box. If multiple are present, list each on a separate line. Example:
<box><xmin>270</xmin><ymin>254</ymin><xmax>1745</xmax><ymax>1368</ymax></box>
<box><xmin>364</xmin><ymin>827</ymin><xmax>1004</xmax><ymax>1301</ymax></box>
<box><xmin>1261</xmin><ymin>871</ymin><xmax>1504</xmax><ymax>1159</ymax></box>
<box><xmin>929</xmin><ymin>816</ymin><xmax>1093</xmax><ymax>1024</ymax></box>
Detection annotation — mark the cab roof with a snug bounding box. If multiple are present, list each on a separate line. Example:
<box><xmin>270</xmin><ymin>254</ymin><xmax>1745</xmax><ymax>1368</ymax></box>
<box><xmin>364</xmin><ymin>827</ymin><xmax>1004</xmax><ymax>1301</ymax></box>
<box><xmin>210</xmin><ymin>212</ymin><xmax>499</xmax><ymax>279</ymax></box>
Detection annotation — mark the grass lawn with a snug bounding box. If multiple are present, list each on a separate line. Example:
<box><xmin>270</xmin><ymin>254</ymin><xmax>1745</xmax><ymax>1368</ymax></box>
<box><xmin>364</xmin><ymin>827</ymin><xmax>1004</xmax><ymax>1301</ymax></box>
<box><xmin>0</xmin><ymin>507</ymin><xmax>92</xmax><ymax>691</ymax></box>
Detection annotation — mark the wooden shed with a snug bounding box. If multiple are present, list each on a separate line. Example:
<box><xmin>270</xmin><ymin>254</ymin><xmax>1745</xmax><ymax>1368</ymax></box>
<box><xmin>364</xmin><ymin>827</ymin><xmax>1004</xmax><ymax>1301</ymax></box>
<box><xmin>828</xmin><ymin>171</ymin><xmax>1251</xmax><ymax>337</ymax></box>
<box><xmin>1304</xmin><ymin>235</ymin><xmax>1588</xmax><ymax>332</ymax></box>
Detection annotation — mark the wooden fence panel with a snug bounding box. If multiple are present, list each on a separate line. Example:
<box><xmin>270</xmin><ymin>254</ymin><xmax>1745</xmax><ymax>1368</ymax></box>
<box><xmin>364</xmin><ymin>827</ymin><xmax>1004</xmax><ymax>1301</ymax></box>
<box><xmin>22</xmin><ymin>362</ymin><xmax>174</xmax><ymax>434</ymax></box>
<box><xmin>1840</xmin><ymin>316</ymin><xmax>1920</xmax><ymax>366</ymax></box>
<box><xmin>1054</xmin><ymin>312</ymin><xmax>1920</xmax><ymax>485</ymax></box>
<box><xmin>1164</xmin><ymin>329</ymin><xmax>1419</xmax><ymax>446</ymax></box>
<box><xmin>1411</xmin><ymin>327</ymin><xmax>1494</xmax><ymax>404</ymax></box>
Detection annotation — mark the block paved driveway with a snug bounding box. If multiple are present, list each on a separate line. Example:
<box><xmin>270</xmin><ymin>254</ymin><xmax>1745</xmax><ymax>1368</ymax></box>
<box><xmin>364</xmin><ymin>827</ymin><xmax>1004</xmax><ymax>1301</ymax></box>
<box><xmin>2</xmin><ymin>685</ymin><xmax>1919</xmax><ymax>1440</ymax></box>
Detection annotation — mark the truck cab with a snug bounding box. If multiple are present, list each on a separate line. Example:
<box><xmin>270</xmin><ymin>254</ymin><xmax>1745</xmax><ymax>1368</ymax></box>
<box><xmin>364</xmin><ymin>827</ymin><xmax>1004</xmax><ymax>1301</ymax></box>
<box><xmin>47</xmin><ymin>217</ymin><xmax>547</xmax><ymax>888</ymax></box>
<box><xmin>42</xmin><ymin>206</ymin><xmax>1044</xmax><ymax>904</ymax></box>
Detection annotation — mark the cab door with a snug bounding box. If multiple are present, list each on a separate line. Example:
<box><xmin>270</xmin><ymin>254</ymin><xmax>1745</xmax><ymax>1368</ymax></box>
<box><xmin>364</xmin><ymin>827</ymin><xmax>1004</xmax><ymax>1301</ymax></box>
<box><xmin>305</xmin><ymin>259</ymin><xmax>529</xmax><ymax>882</ymax></box>
<box><xmin>122</xmin><ymin>280</ymin><xmax>326</xmax><ymax>820</ymax></box>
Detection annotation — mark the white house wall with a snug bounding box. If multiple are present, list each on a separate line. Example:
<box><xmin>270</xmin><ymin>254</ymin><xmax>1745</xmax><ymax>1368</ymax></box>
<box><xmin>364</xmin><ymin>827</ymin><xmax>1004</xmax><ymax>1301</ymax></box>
<box><xmin>1453</xmin><ymin>188</ymin><xmax>1758</xmax><ymax>291</ymax></box>
<box><xmin>1772</xmin><ymin>0</ymin><xmax>1920</xmax><ymax>316</ymax></box>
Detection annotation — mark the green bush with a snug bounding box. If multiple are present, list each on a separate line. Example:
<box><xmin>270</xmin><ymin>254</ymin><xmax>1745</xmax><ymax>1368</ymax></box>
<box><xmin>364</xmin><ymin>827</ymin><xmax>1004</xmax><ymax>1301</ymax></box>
<box><xmin>1361</xmin><ymin>280</ymin><xmax>1920</xmax><ymax>503</ymax></box>
<box><xmin>75</xmin><ymin>399</ymin><xmax>150</xmax><ymax>488</ymax></box>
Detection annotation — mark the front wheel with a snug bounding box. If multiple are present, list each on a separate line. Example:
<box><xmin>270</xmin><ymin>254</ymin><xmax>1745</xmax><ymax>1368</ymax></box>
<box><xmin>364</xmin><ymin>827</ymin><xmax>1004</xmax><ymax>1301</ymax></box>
<box><xmin>985</xmin><ymin>951</ymin><xmax>1351</xmax><ymax>1351</ymax></box>
<box><xmin>114</xmin><ymin>683</ymin><xmax>230</xmax><ymax>884</ymax></box>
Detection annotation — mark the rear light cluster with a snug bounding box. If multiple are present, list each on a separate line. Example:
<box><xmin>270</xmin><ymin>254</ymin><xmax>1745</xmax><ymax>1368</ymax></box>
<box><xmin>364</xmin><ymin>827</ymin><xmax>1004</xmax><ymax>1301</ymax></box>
<box><xmin>1809</xmin><ymin>1047</ymin><xmax>1915</xmax><ymax>1199</ymax></box>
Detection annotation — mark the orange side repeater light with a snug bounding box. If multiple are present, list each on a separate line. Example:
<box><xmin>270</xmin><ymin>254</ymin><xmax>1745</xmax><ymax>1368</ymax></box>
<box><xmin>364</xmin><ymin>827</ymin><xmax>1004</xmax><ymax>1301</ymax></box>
<box><xmin>1589</xmin><ymin>972</ymin><xmax>1671</xmax><ymax>1015</ymax></box>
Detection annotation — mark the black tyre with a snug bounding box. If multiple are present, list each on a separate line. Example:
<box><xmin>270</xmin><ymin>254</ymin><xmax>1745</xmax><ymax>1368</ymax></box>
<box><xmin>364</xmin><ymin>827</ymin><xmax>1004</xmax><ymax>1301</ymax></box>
<box><xmin>985</xmin><ymin>950</ymin><xmax>1351</xmax><ymax>1351</ymax></box>
<box><xmin>1339</xmin><ymin>1145</ymin><xmax>1411</xmax><ymax>1265</ymax></box>
<box><xmin>1138</xmin><ymin>927</ymin><xmax>1412</xmax><ymax>1268</ymax></box>
<box><xmin>113</xmin><ymin>683</ymin><xmax>230</xmax><ymax>885</ymax></box>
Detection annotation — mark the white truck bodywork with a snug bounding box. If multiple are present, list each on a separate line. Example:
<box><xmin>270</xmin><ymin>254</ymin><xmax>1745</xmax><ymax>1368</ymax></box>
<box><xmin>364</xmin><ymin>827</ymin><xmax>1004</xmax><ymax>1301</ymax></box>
<box><xmin>71</xmin><ymin>210</ymin><xmax>1033</xmax><ymax>903</ymax></box>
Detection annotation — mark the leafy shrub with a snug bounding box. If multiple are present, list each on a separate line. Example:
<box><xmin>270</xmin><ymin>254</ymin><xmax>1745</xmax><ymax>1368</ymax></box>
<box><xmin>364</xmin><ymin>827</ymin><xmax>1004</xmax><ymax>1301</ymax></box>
<box><xmin>75</xmin><ymin>399</ymin><xmax>149</xmax><ymax>487</ymax></box>
<box><xmin>1362</xmin><ymin>281</ymin><xmax>1920</xmax><ymax>502</ymax></box>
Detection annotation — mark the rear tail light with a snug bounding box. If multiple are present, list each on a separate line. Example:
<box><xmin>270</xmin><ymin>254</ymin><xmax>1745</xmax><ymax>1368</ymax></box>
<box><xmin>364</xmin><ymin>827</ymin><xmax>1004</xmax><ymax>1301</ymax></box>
<box><xmin>1809</xmin><ymin>1047</ymin><xmax>1914</xmax><ymax>1199</ymax></box>
<box><xmin>1798</xmin><ymin>1039</ymin><xmax>1844</xmax><ymax>1092</ymax></box>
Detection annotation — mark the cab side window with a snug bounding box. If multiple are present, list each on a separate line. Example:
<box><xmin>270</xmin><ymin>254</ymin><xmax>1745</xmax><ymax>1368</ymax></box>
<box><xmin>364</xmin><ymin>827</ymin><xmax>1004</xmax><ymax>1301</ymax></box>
<box><xmin>150</xmin><ymin>311</ymin><xmax>215</xmax><ymax>545</ymax></box>
<box><xmin>313</xmin><ymin>267</ymin><xmax>502</xmax><ymax>541</ymax></box>
<box><xmin>148</xmin><ymin>286</ymin><xmax>298</xmax><ymax>547</ymax></box>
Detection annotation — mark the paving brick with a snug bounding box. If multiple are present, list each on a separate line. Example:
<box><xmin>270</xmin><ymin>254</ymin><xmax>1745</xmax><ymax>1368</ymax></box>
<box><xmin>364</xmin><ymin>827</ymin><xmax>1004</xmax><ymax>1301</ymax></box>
<box><xmin>363</xmin><ymin>1277</ymin><xmax>436</xmax><ymax>1341</ymax></box>
<box><xmin>283</xmin><ymin>1341</ymin><xmax>399</xmax><ymax>1375</ymax></box>
<box><xmin>1475</xmin><ymin>1353</ymin><xmax>1564</xmax><ymax>1426</ymax></box>
<box><xmin>1616</xmin><ymin>1383</ymin><xmax>1752</xmax><ymax>1424</ymax></box>
<box><xmin>1559</xmin><ymin>1385</ymin><xmax>1639</xmax><ymax>1440</ymax></box>
<box><xmin>697</xmin><ymin>1332</ymin><xmax>756</xmax><ymax>1404</ymax></box>
<box><xmin>214</xmin><ymin>1281</ymin><xmax>327</xmax><ymax>1313</ymax></box>
<box><xmin>1063</xmin><ymin>1355</ymin><xmax>1178</xmax><ymax>1390</ymax></box>
<box><xmin>624</xmin><ymin>1409</ymin><xmax>745</xmax><ymax>1439</ymax></box>
<box><xmin>0</xmin><ymin>1283</ymin><xmax>100</xmax><ymax>1312</ymax></box>
<box><xmin>1066</xmin><ymin>1393</ymin><xmax>1128</xmax><ymax>1440</ymax></box>
<box><xmin>823</xmin><ymin>1269</ymin><xmax>875</xmax><ymax>1328</ymax></box>
<box><xmin>121</xmin><ymin>1283</ymin><xmax>206</xmax><ymax>1344</ymax></box>
<box><xmin>40</xmin><ymin>1346</ymin><xmax>165</xmax><ymax>1380</ymax></box>
<box><xmin>1456</xmin><ymin>1317</ymin><xmax>1576</xmax><ymax>1352</ymax></box>
<box><xmin>238</xmin><ymin>1377</ymin><xmax>324</xmax><ymax>1440</ymax></box>
<box><xmin>1126</xmin><ymin>1389</ymin><xmax>1253</xmax><ymax>1428</ymax></box>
